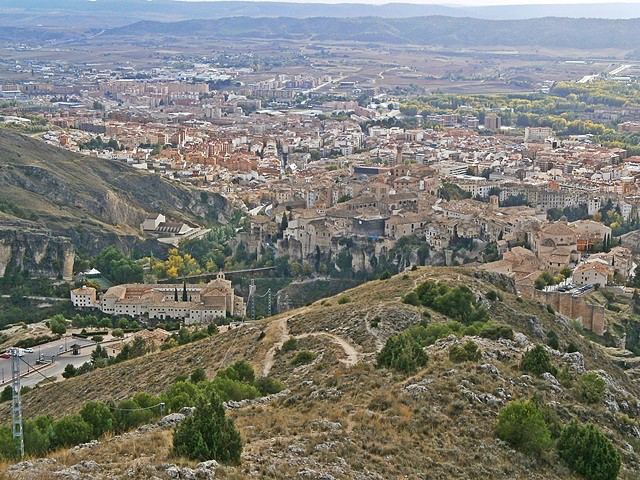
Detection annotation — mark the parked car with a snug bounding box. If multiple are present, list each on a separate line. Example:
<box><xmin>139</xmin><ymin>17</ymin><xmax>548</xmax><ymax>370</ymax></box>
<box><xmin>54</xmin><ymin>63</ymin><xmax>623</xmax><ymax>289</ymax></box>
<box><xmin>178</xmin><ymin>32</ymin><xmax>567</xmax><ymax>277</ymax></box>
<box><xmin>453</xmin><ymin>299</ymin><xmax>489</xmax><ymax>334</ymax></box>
<box><xmin>0</xmin><ymin>353</ymin><xmax>9</xmax><ymax>359</ymax></box>
<box><xmin>24</xmin><ymin>348</ymin><xmax>34</xmax><ymax>354</ymax></box>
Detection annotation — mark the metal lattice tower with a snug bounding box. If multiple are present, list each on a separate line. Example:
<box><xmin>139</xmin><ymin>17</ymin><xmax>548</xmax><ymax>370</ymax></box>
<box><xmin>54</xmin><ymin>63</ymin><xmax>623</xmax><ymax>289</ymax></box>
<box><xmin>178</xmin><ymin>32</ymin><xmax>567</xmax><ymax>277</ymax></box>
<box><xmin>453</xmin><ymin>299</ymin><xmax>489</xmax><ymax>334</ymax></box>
<box><xmin>267</xmin><ymin>288</ymin><xmax>272</xmax><ymax>317</ymax></box>
<box><xmin>10</xmin><ymin>348</ymin><xmax>23</xmax><ymax>459</ymax></box>
<box><xmin>249</xmin><ymin>279</ymin><xmax>256</xmax><ymax>322</ymax></box>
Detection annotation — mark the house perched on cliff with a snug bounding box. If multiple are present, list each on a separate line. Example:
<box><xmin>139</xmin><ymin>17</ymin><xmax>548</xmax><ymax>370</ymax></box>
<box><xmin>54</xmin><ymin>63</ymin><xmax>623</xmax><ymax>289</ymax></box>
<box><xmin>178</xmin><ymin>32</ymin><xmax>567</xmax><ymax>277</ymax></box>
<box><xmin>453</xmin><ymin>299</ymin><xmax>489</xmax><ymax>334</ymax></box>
<box><xmin>77</xmin><ymin>273</ymin><xmax>245</xmax><ymax>324</ymax></box>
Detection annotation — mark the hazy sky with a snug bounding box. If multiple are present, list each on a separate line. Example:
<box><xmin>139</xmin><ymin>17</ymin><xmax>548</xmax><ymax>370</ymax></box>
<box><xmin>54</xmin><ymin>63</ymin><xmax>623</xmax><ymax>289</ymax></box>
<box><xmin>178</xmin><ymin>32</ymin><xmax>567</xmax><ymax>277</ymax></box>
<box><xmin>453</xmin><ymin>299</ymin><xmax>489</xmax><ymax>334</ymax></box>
<box><xmin>178</xmin><ymin>0</ymin><xmax>640</xmax><ymax>4</ymax></box>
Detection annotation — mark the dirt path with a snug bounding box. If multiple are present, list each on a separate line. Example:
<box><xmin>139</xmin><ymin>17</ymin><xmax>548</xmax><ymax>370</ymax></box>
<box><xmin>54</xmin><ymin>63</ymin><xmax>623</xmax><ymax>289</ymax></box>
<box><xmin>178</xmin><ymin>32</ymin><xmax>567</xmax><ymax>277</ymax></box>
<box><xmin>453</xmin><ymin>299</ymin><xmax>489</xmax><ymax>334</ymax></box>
<box><xmin>262</xmin><ymin>307</ymin><xmax>363</xmax><ymax>376</ymax></box>
<box><xmin>262</xmin><ymin>309</ymin><xmax>302</xmax><ymax>377</ymax></box>
<box><xmin>296</xmin><ymin>332</ymin><xmax>362</xmax><ymax>367</ymax></box>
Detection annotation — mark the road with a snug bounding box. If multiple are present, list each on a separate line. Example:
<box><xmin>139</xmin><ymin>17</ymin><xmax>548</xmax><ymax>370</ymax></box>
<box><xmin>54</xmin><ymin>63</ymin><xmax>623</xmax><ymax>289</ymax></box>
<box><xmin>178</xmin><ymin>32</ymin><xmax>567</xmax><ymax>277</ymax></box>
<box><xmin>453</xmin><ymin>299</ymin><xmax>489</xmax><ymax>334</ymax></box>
<box><xmin>0</xmin><ymin>295</ymin><xmax>69</xmax><ymax>302</ymax></box>
<box><xmin>0</xmin><ymin>337</ymin><xmax>96</xmax><ymax>388</ymax></box>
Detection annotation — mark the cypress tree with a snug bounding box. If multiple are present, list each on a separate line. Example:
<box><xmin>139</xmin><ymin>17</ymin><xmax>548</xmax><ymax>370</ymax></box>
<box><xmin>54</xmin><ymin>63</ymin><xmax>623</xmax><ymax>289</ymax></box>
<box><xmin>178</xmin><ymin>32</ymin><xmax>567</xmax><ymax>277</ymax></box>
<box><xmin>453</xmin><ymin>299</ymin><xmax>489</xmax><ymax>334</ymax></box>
<box><xmin>174</xmin><ymin>287</ymin><xmax>178</xmax><ymax>302</ymax></box>
<box><xmin>182</xmin><ymin>282</ymin><xmax>188</xmax><ymax>302</ymax></box>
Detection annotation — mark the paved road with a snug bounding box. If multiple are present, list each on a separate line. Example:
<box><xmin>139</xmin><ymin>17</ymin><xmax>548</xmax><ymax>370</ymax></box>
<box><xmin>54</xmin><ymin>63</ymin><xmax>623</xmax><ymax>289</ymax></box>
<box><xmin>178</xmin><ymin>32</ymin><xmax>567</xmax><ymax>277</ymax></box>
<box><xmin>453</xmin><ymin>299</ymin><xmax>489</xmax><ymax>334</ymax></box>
<box><xmin>0</xmin><ymin>337</ymin><xmax>95</xmax><ymax>388</ymax></box>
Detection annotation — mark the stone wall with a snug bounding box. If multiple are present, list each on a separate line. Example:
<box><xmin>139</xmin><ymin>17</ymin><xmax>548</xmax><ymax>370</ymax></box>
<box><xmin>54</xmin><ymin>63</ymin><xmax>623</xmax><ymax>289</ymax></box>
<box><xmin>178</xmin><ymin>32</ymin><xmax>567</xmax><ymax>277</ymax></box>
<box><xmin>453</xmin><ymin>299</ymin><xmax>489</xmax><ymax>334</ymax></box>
<box><xmin>519</xmin><ymin>285</ymin><xmax>605</xmax><ymax>336</ymax></box>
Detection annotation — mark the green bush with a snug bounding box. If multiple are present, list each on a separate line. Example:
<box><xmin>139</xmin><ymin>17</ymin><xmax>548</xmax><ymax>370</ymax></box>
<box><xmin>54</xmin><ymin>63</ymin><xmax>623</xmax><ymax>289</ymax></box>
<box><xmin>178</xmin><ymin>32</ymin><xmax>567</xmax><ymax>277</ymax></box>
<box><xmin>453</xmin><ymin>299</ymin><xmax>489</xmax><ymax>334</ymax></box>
<box><xmin>23</xmin><ymin>420</ymin><xmax>50</xmax><ymax>457</ymax></box>
<box><xmin>478</xmin><ymin>322</ymin><xmax>514</xmax><ymax>340</ymax></box>
<box><xmin>161</xmin><ymin>381</ymin><xmax>203</xmax><ymax>413</ymax></box>
<box><xmin>379</xmin><ymin>270</ymin><xmax>391</xmax><ymax>280</ymax></box>
<box><xmin>547</xmin><ymin>330</ymin><xmax>559</xmax><ymax>350</ymax></box>
<box><xmin>291</xmin><ymin>350</ymin><xmax>317</xmax><ymax>366</ymax></box>
<box><xmin>486</xmin><ymin>290</ymin><xmax>501</xmax><ymax>302</ymax></box>
<box><xmin>49</xmin><ymin>314</ymin><xmax>67</xmax><ymax>335</ymax></box>
<box><xmin>173</xmin><ymin>391</ymin><xmax>242</xmax><ymax>464</ymax></box>
<box><xmin>190</xmin><ymin>367</ymin><xmax>207</xmax><ymax>384</ymax></box>
<box><xmin>576</xmin><ymin>372</ymin><xmax>606</xmax><ymax>404</ymax></box>
<box><xmin>376</xmin><ymin>332</ymin><xmax>428</xmax><ymax>373</ymax></box>
<box><xmin>449</xmin><ymin>341</ymin><xmax>482</xmax><ymax>363</ymax></box>
<box><xmin>50</xmin><ymin>415</ymin><xmax>92</xmax><ymax>449</ymax></box>
<box><xmin>209</xmin><ymin>376</ymin><xmax>261</xmax><ymax>402</ymax></box>
<box><xmin>80</xmin><ymin>401</ymin><xmax>114</xmax><ymax>438</ymax></box>
<box><xmin>338</xmin><ymin>296</ymin><xmax>351</xmax><ymax>304</ymax></box>
<box><xmin>407</xmin><ymin>281</ymin><xmax>488</xmax><ymax>324</ymax></box>
<box><xmin>254</xmin><ymin>377</ymin><xmax>284</xmax><ymax>396</ymax></box>
<box><xmin>558</xmin><ymin>421</ymin><xmax>620</xmax><ymax>480</ymax></box>
<box><xmin>496</xmin><ymin>400</ymin><xmax>552</xmax><ymax>454</ymax></box>
<box><xmin>281</xmin><ymin>338</ymin><xmax>299</xmax><ymax>352</ymax></box>
<box><xmin>521</xmin><ymin>345</ymin><xmax>557</xmax><ymax>376</ymax></box>
<box><xmin>113</xmin><ymin>399</ymin><xmax>153</xmax><ymax>433</ymax></box>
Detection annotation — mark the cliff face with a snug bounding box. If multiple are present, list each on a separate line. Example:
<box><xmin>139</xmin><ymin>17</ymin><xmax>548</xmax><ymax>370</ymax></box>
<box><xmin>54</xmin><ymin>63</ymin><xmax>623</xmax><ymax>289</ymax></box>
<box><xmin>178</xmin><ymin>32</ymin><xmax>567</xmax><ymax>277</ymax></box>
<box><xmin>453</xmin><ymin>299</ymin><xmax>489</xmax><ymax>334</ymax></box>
<box><xmin>0</xmin><ymin>227</ymin><xmax>74</xmax><ymax>280</ymax></box>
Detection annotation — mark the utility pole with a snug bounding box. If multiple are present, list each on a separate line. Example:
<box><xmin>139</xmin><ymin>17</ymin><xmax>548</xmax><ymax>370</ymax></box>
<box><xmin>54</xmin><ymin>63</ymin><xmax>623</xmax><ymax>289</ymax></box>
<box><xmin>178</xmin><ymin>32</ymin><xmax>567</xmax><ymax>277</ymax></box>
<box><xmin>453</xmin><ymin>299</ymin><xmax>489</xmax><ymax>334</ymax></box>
<box><xmin>10</xmin><ymin>348</ymin><xmax>23</xmax><ymax>459</ymax></box>
<box><xmin>267</xmin><ymin>288</ymin><xmax>272</xmax><ymax>317</ymax></box>
<box><xmin>249</xmin><ymin>278</ymin><xmax>256</xmax><ymax>322</ymax></box>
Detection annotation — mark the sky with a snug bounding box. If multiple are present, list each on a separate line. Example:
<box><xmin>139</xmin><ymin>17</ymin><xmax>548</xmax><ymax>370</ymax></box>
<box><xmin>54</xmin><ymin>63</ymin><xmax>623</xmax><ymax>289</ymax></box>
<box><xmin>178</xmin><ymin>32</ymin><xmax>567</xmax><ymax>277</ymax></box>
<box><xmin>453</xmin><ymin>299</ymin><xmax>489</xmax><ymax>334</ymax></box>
<box><xmin>176</xmin><ymin>0</ymin><xmax>640</xmax><ymax>3</ymax></box>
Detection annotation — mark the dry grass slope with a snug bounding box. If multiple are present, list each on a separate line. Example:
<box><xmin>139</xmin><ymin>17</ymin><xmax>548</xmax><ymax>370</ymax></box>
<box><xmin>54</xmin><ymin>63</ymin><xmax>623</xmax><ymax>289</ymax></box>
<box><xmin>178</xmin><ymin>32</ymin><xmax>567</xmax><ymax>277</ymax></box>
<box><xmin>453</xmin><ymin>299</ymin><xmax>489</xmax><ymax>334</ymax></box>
<box><xmin>2</xmin><ymin>266</ymin><xmax>640</xmax><ymax>479</ymax></box>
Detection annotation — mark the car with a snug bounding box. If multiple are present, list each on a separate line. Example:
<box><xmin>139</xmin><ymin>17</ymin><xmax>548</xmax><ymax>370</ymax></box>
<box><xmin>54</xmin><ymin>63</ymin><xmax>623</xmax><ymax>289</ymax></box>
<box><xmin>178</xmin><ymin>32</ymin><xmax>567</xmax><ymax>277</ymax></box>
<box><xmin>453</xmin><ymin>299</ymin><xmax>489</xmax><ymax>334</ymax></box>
<box><xmin>0</xmin><ymin>353</ymin><xmax>9</xmax><ymax>359</ymax></box>
<box><xmin>24</xmin><ymin>348</ymin><xmax>34</xmax><ymax>354</ymax></box>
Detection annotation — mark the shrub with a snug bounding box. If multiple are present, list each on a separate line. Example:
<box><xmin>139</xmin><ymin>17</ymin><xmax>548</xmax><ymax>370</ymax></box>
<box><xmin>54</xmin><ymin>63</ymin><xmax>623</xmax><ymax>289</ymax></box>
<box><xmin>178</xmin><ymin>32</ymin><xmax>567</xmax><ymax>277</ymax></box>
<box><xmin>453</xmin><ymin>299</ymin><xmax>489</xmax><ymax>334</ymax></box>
<box><xmin>486</xmin><ymin>290</ymin><xmax>500</xmax><ymax>302</ymax></box>
<box><xmin>291</xmin><ymin>350</ymin><xmax>317</xmax><ymax>366</ymax></box>
<box><xmin>50</xmin><ymin>415</ymin><xmax>93</xmax><ymax>449</ymax></box>
<box><xmin>547</xmin><ymin>305</ymin><xmax>555</xmax><ymax>314</ymax></box>
<box><xmin>112</xmin><ymin>329</ymin><xmax>124</xmax><ymax>338</ymax></box>
<box><xmin>567</xmin><ymin>342</ymin><xmax>579</xmax><ymax>353</ymax></box>
<box><xmin>449</xmin><ymin>341</ymin><xmax>482</xmax><ymax>363</ymax></box>
<box><xmin>338</xmin><ymin>296</ymin><xmax>351</xmax><ymax>304</ymax></box>
<box><xmin>370</xmin><ymin>316</ymin><xmax>381</xmax><ymax>328</ymax></box>
<box><xmin>411</xmin><ymin>281</ymin><xmax>488</xmax><ymax>324</ymax></box>
<box><xmin>547</xmin><ymin>330</ymin><xmax>559</xmax><ymax>350</ymax></box>
<box><xmin>173</xmin><ymin>391</ymin><xmax>242</xmax><ymax>464</ymax></box>
<box><xmin>190</xmin><ymin>368</ymin><xmax>207</xmax><ymax>384</ymax></box>
<box><xmin>496</xmin><ymin>400</ymin><xmax>552</xmax><ymax>454</ymax></box>
<box><xmin>49</xmin><ymin>314</ymin><xmax>67</xmax><ymax>335</ymax></box>
<box><xmin>161</xmin><ymin>381</ymin><xmax>202</xmax><ymax>413</ymax></box>
<box><xmin>557</xmin><ymin>421</ymin><xmax>620</xmax><ymax>480</ymax></box>
<box><xmin>379</xmin><ymin>270</ymin><xmax>391</xmax><ymax>280</ymax></box>
<box><xmin>254</xmin><ymin>377</ymin><xmax>284</xmax><ymax>396</ymax></box>
<box><xmin>376</xmin><ymin>332</ymin><xmax>428</xmax><ymax>373</ymax></box>
<box><xmin>80</xmin><ymin>401</ymin><xmax>114</xmax><ymax>438</ymax></box>
<box><xmin>113</xmin><ymin>399</ymin><xmax>153</xmax><ymax>432</ymax></box>
<box><xmin>576</xmin><ymin>372</ymin><xmax>606</xmax><ymax>404</ymax></box>
<box><xmin>479</xmin><ymin>322</ymin><xmax>514</xmax><ymax>340</ymax></box>
<box><xmin>209</xmin><ymin>376</ymin><xmax>260</xmax><ymax>402</ymax></box>
<box><xmin>0</xmin><ymin>386</ymin><xmax>11</xmax><ymax>403</ymax></box>
<box><xmin>521</xmin><ymin>345</ymin><xmax>557</xmax><ymax>376</ymax></box>
<box><xmin>23</xmin><ymin>420</ymin><xmax>50</xmax><ymax>457</ymax></box>
<box><xmin>281</xmin><ymin>338</ymin><xmax>299</xmax><ymax>352</ymax></box>
<box><xmin>62</xmin><ymin>364</ymin><xmax>77</xmax><ymax>379</ymax></box>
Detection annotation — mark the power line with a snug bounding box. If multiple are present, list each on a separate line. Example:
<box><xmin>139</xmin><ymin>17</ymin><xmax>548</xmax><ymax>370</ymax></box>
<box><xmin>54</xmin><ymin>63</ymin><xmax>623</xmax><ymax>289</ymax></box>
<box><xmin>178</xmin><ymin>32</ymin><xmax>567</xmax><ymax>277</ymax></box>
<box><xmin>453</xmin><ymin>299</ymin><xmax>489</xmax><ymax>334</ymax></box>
<box><xmin>18</xmin><ymin>357</ymin><xmax>164</xmax><ymax>413</ymax></box>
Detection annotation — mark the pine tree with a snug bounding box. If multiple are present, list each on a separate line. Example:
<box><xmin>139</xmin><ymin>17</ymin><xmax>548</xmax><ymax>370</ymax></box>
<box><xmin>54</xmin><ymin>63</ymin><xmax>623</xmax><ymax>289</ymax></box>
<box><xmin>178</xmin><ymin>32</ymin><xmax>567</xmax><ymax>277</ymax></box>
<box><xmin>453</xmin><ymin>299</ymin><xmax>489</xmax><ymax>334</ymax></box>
<box><xmin>173</xmin><ymin>391</ymin><xmax>242</xmax><ymax>464</ymax></box>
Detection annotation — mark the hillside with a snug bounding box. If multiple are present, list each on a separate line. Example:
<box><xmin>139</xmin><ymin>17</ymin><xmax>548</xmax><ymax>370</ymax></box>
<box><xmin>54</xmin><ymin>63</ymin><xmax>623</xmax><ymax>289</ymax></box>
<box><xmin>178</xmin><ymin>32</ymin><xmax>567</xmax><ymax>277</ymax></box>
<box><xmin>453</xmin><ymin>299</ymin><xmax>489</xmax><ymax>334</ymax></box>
<box><xmin>106</xmin><ymin>16</ymin><xmax>640</xmax><ymax>50</ymax></box>
<box><xmin>0</xmin><ymin>131</ymin><xmax>231</xmax><ymax>254</ymax></box>
<box><xmin>3</xmin><ymin>267</ymin><xmax>640</xmax><ymax>479</ymax></box>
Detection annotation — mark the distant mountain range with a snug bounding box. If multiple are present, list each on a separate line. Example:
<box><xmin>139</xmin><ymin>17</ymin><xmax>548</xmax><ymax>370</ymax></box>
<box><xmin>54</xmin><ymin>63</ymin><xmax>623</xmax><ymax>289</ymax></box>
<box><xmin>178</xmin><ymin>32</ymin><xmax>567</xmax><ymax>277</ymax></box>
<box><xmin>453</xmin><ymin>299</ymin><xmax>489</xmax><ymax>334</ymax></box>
<box><xmin>104</xmin><ymin>16</ymin><xmax>640</xmax><ymax>50</ymax></box>
<box><xmin>1</xmin><ymin>0</ymin><xmax>640</xmax><ymax>27</ymax></box>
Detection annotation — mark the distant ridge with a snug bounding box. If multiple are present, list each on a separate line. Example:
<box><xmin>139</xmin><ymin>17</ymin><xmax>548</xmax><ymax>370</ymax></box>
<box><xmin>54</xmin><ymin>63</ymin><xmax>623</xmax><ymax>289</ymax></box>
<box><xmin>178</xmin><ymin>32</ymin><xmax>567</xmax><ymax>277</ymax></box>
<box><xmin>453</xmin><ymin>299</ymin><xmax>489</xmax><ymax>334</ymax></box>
<box><xmin>104</xmin><ymin>15</ymin><xmax>640</xmax><ymax>50</ymax></box>
<box><xmin>1</xmin><ymin>0</ymin><xmax>640</xmax><ymax>27</ymax></box>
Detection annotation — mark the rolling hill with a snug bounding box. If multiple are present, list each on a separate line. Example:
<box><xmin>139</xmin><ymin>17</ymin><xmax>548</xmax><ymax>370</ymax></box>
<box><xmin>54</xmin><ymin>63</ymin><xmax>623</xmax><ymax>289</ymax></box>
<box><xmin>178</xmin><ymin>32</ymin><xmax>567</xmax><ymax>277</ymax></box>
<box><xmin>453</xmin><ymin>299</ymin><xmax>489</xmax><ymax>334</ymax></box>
<box><xmin>106</xmin><ymin>16</ymin><xmax>640</xmax><ymax>50</ymax></box>
<box><xmin>3</xmin><ymin>267</ymin><xmax>640</xmax><ymax>479</ymax></box>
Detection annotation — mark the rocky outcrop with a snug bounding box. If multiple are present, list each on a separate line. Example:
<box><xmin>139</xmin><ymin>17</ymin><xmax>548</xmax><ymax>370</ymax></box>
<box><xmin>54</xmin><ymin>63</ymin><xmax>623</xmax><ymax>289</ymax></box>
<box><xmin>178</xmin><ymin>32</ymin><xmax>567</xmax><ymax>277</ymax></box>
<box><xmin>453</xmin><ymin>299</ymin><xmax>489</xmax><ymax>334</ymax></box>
<box><xmin>0</xmin><ymin>227</ymin><xmax>74</xmax><ymax>280</ymax></box>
